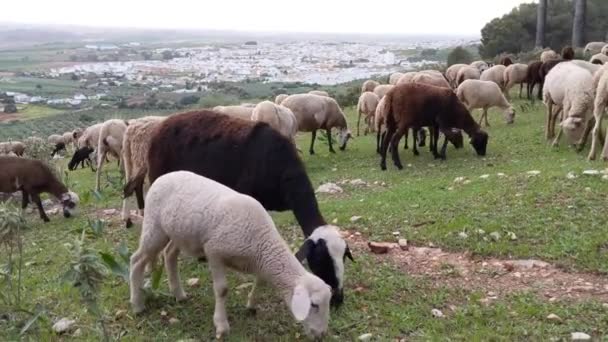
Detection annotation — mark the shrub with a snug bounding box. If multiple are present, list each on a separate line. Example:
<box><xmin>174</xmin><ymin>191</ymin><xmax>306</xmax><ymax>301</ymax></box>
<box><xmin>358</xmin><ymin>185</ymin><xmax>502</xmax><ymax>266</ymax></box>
<box><xmin>447</xmin><ymin>46</ymin><xmax>474</xmax><ymax>66</ymax></box>
<box><xmin>179</xmin><ymin>95</ymin><xmax>200</xmax><ymax>106</ymax></box>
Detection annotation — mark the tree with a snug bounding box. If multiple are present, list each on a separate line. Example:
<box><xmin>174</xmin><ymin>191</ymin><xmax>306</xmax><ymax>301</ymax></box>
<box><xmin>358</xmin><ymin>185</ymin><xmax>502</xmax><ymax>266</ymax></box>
<box><xmin>572</xmin><ymin>0</ymin><xmax>587</xmax><ymax>47</ymax></box>
<box><xmin>447</xmin><ymin>47</ymin><xmax>473</xmax><ymax>66</ymax></box>
<box><xmin>3</xmin><ymin>103</ymin><xmax>17</xmax><ymax>113</ymax></box>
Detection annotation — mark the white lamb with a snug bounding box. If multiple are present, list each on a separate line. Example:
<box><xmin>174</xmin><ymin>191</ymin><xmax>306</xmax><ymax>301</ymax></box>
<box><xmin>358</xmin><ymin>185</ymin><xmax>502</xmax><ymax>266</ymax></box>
<box><xmin>356</xmin><ymin>91</ymin><xmax>380</xmax><ymax>136</ymax></box>
<box><xmin>388</xmin><ymin>72</ymin><xmax>404</xmax><ymax>85</ymax></box>
<box><xmin>470</xmin><ymin>61</ymin><xmax>490</xmax><ymax>73</ymax></box>
<box><xmin>540</xmin><ymin>49</ymin><xmax>560</xmax><ymax>63</ymax></box>
<box><xmin>95</xmin><ymin>119</ymin><xmax>128</xmax><ymax>192</ymax></box>
<box><xmin>373</xmin><ymin>84</ymin><xmax>394</xmax><ymax>99</ymax></box>
<box><xmin>590</xmin><ymin>53</ymin><xmax>608</xmax><ymax>65</ymax></box>
<box><xmin>543</xmin><ymin>62</ymin><xmax>595</xmax><ymax>147</ymax></box>
<box><xmin>503</xmin><ymin>63</ymin><xmax>529</xmax><ymax>98</ymax></box>
<box><xmin>213</xmin><ymin>105</ymin><xmax>253</xmax><ymax>121</ymax></box>
<box><xmin>361</xmin><ymin>80</ymin><xmax>380</xmax><ymax>93</ymax></box>
<box><xmin>584</xmin><ymin>42</ymin><xmax>607</xmax><ymax>55</ymax></box>
<box><xmin>480</xmin><ymin>65</ymin><xmax>507</xmax><ymax>90</ymax></box>
<box><xmin>129</xmin><ymin>171</ymin><xmax>332</xmax><ymax>339</ymax></box>
<box><xmin>275</xmin><ymin>94</ymin><xmax>289</xmax><ymax>105</ymax></box>
<box><xmin>588</xmin><ymin>64</ymin><xmax>608</xmax><ymax>161</ymax></box>
<box><xmin>446</xmin><ymin>64</ymin><xmax>468</xmax><ymax>88</ymax></box>
<box><xmin>251</xmin><ymin>101</ymin><xmax>298</xmax><ymax>142</ymax></box>
<box><xmin>457</xmin><ymin>79</ymin><xmax>515</xmax><ymax>127</ymax></box>
<box><xmin>456</xmin><ymin>66</ymin><xmax>481</xmax><ymax>86</ymax></box>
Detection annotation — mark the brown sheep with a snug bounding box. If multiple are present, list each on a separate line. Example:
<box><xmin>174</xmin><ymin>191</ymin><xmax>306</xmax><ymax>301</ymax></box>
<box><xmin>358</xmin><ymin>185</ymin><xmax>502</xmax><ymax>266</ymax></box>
<box><xmin>379</xmin><ymin>83</ymin><xmax>488</xmax><ymax>170</ymax></box>
<box><xmin>373</xmin><ymin>84</ymin><xmax>394</xmax><ymax>99</ymax></box>
<box><xmin>356</xmin><ymin>91</ymin><xmax>380</xmax><ymax>136</ymax></box>
<box><xmin>526</xmin><ymin>61</ymin><xmax>543</xmax><ymax>100</ymax></box>
<box><xmin>562</xmin><ymin>46</ymin><xmax>575</xmax><ymax>60</ymax></box>
<box><xmin>504</xmin><ymin>63</ymin><xmax>529</xmax><ymax>99</ymax></box>
<box><xmin>456</xmin><ymin>66</ymin><xmax>481</xmax><ymax>86</ymax></box>
<box><xmin>361</xmin><ymin>80</ymin><xmax>380</xmax><ymax>93</ymax></box>
<box><xmin>499</xmin><ymin>56</ymin><xmax>513</xmax><ymax>66</ymax></box>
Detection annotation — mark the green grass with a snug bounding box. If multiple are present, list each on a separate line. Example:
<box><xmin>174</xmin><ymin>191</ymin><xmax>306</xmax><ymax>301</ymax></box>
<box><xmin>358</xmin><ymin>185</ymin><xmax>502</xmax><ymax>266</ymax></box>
<box><xmin>1</xmin><ymin>92</ymin><xmax>608</xmax><ymax>340</ymax></box>
<box><xmin>15</xmin><ymin>104</ymin><xmax>65</xmax><ymax>120</ymax></box>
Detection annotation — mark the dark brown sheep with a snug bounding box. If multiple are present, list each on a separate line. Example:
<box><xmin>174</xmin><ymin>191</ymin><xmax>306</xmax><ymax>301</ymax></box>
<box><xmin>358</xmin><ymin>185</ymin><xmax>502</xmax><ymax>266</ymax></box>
<box><xmin>561</xmin><ymin>46</ymin><xmax>575</xmax><ymax>60</ymax></box>
<box><xmin>538</xmin><ymin>59</ymin><xmax>566</xmax><ymax>99</ymax></box>
<box><xmin>526</xmin><ymin>61</ymin><xmax>543</xmax><ymax>100</ymax></box>
<box><xmin>0</xmin><ymin>156</ymin><xmax>79</xmax><ymax>222</ymax></box>
<box><xmin>379</xmin><ymin>83</ymin><xmax>488</xmax><ymax>170</ymax></box>
<box><xmin>500</xmin><ymin>56</ymin><xmax>513</xmax><ymax>66</ymax></box>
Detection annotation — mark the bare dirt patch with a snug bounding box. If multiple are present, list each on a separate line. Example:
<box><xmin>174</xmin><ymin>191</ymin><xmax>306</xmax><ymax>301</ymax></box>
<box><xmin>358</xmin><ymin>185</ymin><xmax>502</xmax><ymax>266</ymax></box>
<box><xmin>344</xmin><ymin>230</ymin><xmax>608</xmax><ymax>303</ymax></box>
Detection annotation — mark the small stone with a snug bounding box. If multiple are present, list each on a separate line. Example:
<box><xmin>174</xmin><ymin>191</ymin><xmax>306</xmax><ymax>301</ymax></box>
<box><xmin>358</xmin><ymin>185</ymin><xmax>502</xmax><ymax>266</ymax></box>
<box><xmin>513</xmin><ymin>272</ymin><xmax>522</xmax><ymax>278</ymax></box>
<box><xmin>497</xmin><ymin>172</ymin><xmax>506</xmax><ymax>177</ymax></box>
<box><xmin>566</xmin><ymin>172</ymin><xmax>577</xmax><ymax>179</ymax></box>
<box><xmin>602</xmin><ymin>303</ymin><xmax>608</xmax><ymax>308</ymax></box>
<box><xmin>454</xmin><ymin>176</ymin><xmax>467</xmax><ymax>184</ymax></box>
<box><xmin>47</xmin><ymin>208</ymin><xmax>60</xmax><ymax>215</ymax></box>
<box><xmin>571</xmin><ymin>332</ymin><xmax>591</xmax><ymax>341</ymax></box>
<box><xmin>53</xmin><ymin>318</ymin><xmax>76</xmax><ymax>334</ymax></box>
<box><xmin>462</xmin><ymin>180</ymin><xmax>471</xmax><ymax>185</ymax></box>
<box><xmin>507</xmin><ymin>232</ymin><xmax>517</xmax><ymax>240</ymax></box>
<box><xmin>392</xmin><ymin>231</ymin><xmax>400</xmax><ymax>236</ymax></box>
<box><xmin>458</xmin><ymin>232</ymin><xmax>468</xmax><ymax>239</ymax></box>
<box><xmin>527</xmin><ymin>170</ymin><xmax>541</xmax><ymax>176</ymax></box>
<box><xmin>72</xmin><ymin>328</ymin><xmax>82</xmax><ymax>337</ymax></box>
<box><xmin>546</xmin><ymin>313</ymin><xmax>562</xmax><ymax>322</ymax></box>
<box><xmin>398</xmin><ymin>239</ymin><xmax>408</xmax><ymax>250</ymax></box>
<box><xmin>479</xmin><ymin>174</ymin><xmax>490</xmax><ymax>179</ymax></box>
<box><xmin>332</xmin><ymin>218</ymin><xmax>338</xmax><ymax>224</ymax></box>
<box><xmin>169</xmin><ymin>317</ymin><xmax>180</xmax><ymax>325</ymax></box>
<box><xmin>358</xmin><ymin>333</ymin><xmax>373</xmax><ymax>341</ymax></box>
<box><xmin>160</xmin><ymin>310</ymin><xmax>168</xmax><ymax>317</ymax></box>
<box><xmin>489</xmin><ymin>232</ymin><xmax>501</xmax><ymax>241</ymax></box>
<box><xmin>103</xmin><ymin>208</ymin><xmax>118</xmax><ymax>215</ymax></box>
<box><xmin>476</xmin><ymin>229</ymin><xmax>486</xmax><ymax>235</ymax></box>
<box><xmin>331</xmin><ymin>168</ymin><xmax>337</xmax><ymax>172</ymax></box>
<box><xmin>380</xmin><ymin>182</ymin><xmax>386</xmax><ymax>186</ymax></box>
<box><xmin>350</xmin><ymin>216</ymin><xmax>362</xmax><ymax>223</ymax></box>
<box><xmin>316</xmin><ymin>183</ymin><xmax>343</xmax><ymax>194</ymax></box>
<box><xmin>349</xmin><ymin>179</ymin><xmax>367</xmax><ymax>186</ymax></box>
<box><xmin>187</xmin><ymin>278</ymin><xmax>200</xmax><ymax>287</ymax></box>
<box><xmin>431</xmin><ymin>309</ymin><xmax>444</xmax><ymax>318</ymax></box>
<box><xmin>582</xmin><ymin>170</ymin><xmax>600</xmax><ymax>176</ymax></box>
<box><xmin>603</xmin><ymin>175</ymin><xmax>608</xmax><ymax>181</ymax></box>
<box><xmin>115</xmin><ymin>309</ymin><xmax>127</xmax><ymax>320</ymax></box>
<box><xmin>236</xmin><ymin>282</ymin><xmax>253</xmax><ymax>290</ymax></box>
<box><xmin>447</xmin><ymin>187</ymin><xmax>454</xmax><ymax>191</ymax></box>
<box><xmin>368</xmin><ymin>242</ymin><xmax>392</xmax><ymax>254</ymax></box>
<box><xmin>354</xmin><ymin>232</ymin><xmax>362</xmax><ymax>236</ymax></box>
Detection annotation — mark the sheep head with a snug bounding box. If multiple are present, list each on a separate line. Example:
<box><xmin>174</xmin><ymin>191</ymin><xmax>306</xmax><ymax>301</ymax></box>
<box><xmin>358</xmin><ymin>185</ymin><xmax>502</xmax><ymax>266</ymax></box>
<box><xmin>338</xmin><ymin>128</ymin><xmax>352</xmax><ymax>151</ymax></box>
<box><xmin>290</xmin><ymin>274</ymin><xmax>331</xmax><ymax>340</ymax></box>
<box><xmin>60</xmin><ymin>191</ymin><xmax>80</xmax><ymax>218</ymax></box>
<box><xmin>470</xmin><ymin>130</ymin><xmax>489</xmax><ymax>156</ymax></box>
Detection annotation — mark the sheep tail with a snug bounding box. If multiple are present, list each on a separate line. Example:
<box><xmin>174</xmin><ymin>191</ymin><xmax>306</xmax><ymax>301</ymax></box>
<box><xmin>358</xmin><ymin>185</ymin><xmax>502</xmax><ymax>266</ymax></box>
<box><xmin>124</xmin><ymin>168</ymin><xmax>147</xmax><ymax>198</ymax></box>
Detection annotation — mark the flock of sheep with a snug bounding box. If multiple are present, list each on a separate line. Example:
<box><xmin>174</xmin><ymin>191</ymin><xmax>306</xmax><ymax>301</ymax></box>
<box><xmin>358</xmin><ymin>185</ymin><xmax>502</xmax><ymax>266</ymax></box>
<box><xmin>2</xmin><ymin>40</ymin><xmax>608</xmax><ymax>339</ymax></box>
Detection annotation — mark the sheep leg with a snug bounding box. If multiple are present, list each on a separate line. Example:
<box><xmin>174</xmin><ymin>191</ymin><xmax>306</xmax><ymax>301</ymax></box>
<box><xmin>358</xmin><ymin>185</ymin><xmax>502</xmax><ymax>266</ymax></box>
<box><xmin>545</xmin><ymin>101</ymin><xmax>554</xmax><ymax>140</ymax></box>
<box><xmin>356</xmin><ymin>110</ymin><xmax>361</xmax><ymax>136</ymax></box>
<box><xmin>432</xmin><ymin>126</ymin><xmax>441</xmax><ymax>159</ymax></box>
<box><xmin>380</xmin><ymin>125</ymin><xmax>396</xmax><ymax>171</ymax></box>
<box><xmin>309</xmin><ymin>130</ymin><xmax>316</xmax><ymax>155</ymax></box>
<box><xmin>390</xmin><ymin>127</ymin><xmax>406</xmax><ymax>170</ymax></box>
<box><xmin>130</xmin><ymin>229</ymin><xmax>169</xmax><ymax>314</ymax></box>
<box><xmin>483</xmin><ymin>108</ymin><xmax>490</xmax><ymax>127</ymax></box>
<box><xmin>20</xmin><ymin>190</ymin><xmax>29</xmax><ymax>210</ymax></box>
<box><xmin>326</xmin><ymin>128</ymin><xmax>335</xmax><ymax>153</ymax></box>
<box><xmin>439</xmin><ymin>133</ymin><xmax>449</xmax><ymax>160</ymax></box>
<box><xmin>376</xmin><ymin>130</ymin><xmax>383</xmax><ymax>154</ymax></box>
<box><xmin>403</xmin><ymin>129</ymin><xmax>409</xmax><ymax>150</ymax></box>
<box><xmin>209</xmin><ymin>258</ymin><xmax>230</xmax><ymax>339</ymax></box>
<box><xmin>602</xmin><ymin>125</ymin><xmax>608</xmax><ymax>161</ymax></box>
<box><xmin>588</xmin><ymin>100</ymin><xmax>606</xmax><ymax>160</ymax></box>
<box><xmin>519</xmin><ymin>83</ymin><xmax>523</xmax><ymax>99</ymax></box>
<box><xmin>576</xmin><ymin>118</ymin><xmax>594</xmax><ymax>152</ymax></box>
<box><xmin>30</xmin><ymin>193</ymin><xmax>49</xmax><ymax>222</ymax></box>
<box><xmin>246</xmin><ymin>278</ymin><xmax>261</xmax><ymax>314</ymax></box>
<box><xmin>550</xmin><ymin>107</ymin><xmax>563</xmax><ymax>145</ymax></box>
<box><xmin>164</xmin><ymin>240</ymin><xmax>187</xmax><ymax>302</ymax></box>
<box><xmin>412</xmin><ymin>129</ymin><xmax>419</xmax><ymax>156</ymax></box>
<box><xmin>95</xmin><ymin>150</ymin><xmax>107</xmax><ymax>192</ymax></box>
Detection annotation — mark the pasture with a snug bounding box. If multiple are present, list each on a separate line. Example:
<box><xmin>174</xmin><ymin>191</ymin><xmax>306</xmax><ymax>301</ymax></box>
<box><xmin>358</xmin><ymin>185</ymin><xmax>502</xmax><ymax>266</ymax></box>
<box><xmin>1</xmin><ymin>95</ymin><xmax>608</xmax><ymax>340</ymax></box>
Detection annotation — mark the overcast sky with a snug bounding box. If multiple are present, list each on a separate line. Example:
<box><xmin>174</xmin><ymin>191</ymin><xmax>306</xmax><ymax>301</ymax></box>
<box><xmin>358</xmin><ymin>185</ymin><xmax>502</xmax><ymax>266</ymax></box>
<box><xmin>1</xmin><ymin>0</ymin><xmax>534</xmax><ymax>36</ymax></box>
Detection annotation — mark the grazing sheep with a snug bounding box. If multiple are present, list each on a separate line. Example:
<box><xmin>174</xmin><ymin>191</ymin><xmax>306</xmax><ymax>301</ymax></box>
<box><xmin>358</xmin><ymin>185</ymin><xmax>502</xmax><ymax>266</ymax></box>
<box><xmin>457</xmin><ymin>80</ymin><xmax>515</xmax><ymax>127</ymax></box>
<box><xmin>251</xmin><ymin>101</ymin><xmax>298</xmax><ymax>142</ymax></box>
<box><xmin>275</xmin><ymin>94</ymin><xmax>289</xmax><ymax>105</ymax></box>
<box><xmin>0</xmin><ymin>141</ymin><xmax>25</xmax><ymax>156</ymax></box>
<box><xmin>361</xmin><ymin>80</ymin><xmax>380</xmax><ymax>93</ymax></box>
<box><xmin>213</xmin><ymin>105</ymin><xmax>254</xmax><ymax>121</ymax></box>
<box><xmin>446</xmin><ymin>64</ymin><xmax>468</xmax><ymax>88</ymax></box>
<box><xmin>504</xmin><ymin>63</ymin><xmax>529</xmax><ymax>98</ymax></box>
<box><xmin>129</xmin><ymin>171</ymin><xmax>332</xmax><ymax>339</ymax></box>
<box><xmin>584</xmin><ymin>42</ymin><xmax>607</xmax><ymax>55</ymax></box>
<box><xmin>480</xmin><ymin>65</ymin><xmax>507</xmax><ymax>90</ymax></box>
<box><xmin>123</xmin><ymin>110</ymin><xmax>353</xmax><ymax>306</ymax></box>
<box><xmin>388</xmin><ymin>72</ymin><xmax>404</xmax><ymax>85</ymax></box>
<box><xmin>121</xmin><ymin>116</ymin><xmax>166</xmax><ymax>228</ymax></box>
<box><xmin>499</xmin><ymin>56</ymin><xmax>513</xmax><ymax>66</ymax></box>
<box><xmin>78</xmin><ymin>123</ymin><xmax>103</xmax><ymax>149</ymax></box>
<box><xmin>281</xmin><ymin>94</ymin><xmax>352</xmax><ymax>155</ymax></box>
<box><xmin>526</xmin><ymin>61</ymin><xmax>544</xmax><ymax>100</ymax></box>
<box><xmin>539</xmin><ymin>59</ymin><xmax>567</xmax><ymax>101</ymax></box>
<box><xmin>62</xmin><ymin>132</ymin><xmax>75</xmax><ymax>148</ymax></box>
<box><xmin>588</xmin><ymin>64</ymin><xmax>608</xmax><ymax>161</ymax></box>
<box><xmin>308</xmin><ymin>90</ymin><xmax>329</xmax><ymax>97</ymax></box>
<box><xmin>590</xmin><ymin>53</ymin><xmax>608</xmax><ymax>65</ymax></box>
<box><xmin>543</xmin><ymin>62</ymin><xmax>595</xmax><ymax>147</ymax></box>
<box><xmin>540</xmin><ymin>49</ymin><xmax>560</xmax><ymax>63</ymax></box>
<box><xmin>373</xmin><ymin>84</ymin><xmax>394</xmax><ymax>99</ymax></box>
<box><xmin>562</xmin><ymin>46</ymin><xmax>575</xmax><ymax>60</ymax></box>
<box><xmin>471</xmin><ymin>61</ymin><xmax>490</xmax><ymax>73</ymax></box>
<box><xmin>0</xmin><ymin>156</ymin><xmax>79</xmax><ymax>222</ymax></box>
<box><xmin>412</xmin><ymin>72</ymin><xmax>451</xmax><ymax>89</ymax></box>
<box><xmin>67</xmin><ymin>146</ymin><xmax>95</xmax><ymax>171</ymax></box>
<box><xmin>95</xmin><ymin>119</ymin><xmax>128</xmax><ymax>192</ymax></box>
<box><xmin>379</xmin><ymin>83</ymin><xmax>488</xmax><ymax>170</ymax></box>
<box><xmin>356</xmin><ymin>91</ymin><xmax>380</xmax><ymax>136</ymax></box>
<box><xmin>456</xmin><ymin>66</ymin><xmax>481</xmax><ymax>86</ymax></box>
<box><xmin>51</xmin><ymin>142</ymin><xmax>66</xmax><ymax>157</ymax></box>
<box><xmin>47</xmin><ymin>134</ymin><xmax>63</xmax><ymax>145</ymax></box>
<box><xmin>396</xmin><ymin>72</ymin><xmax>418</xmax><ymax>86</ymax></box>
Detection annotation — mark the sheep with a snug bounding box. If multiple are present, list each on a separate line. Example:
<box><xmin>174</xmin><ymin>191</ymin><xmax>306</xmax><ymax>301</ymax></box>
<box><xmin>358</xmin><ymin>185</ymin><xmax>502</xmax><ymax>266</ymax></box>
<box><xmin>213</xmin><ymin>105</ymin><xmax>253</xmax><ymax>121</ymax></box>
<box><xmin>602</xmin><ymin>45</ymin><xmax>608</xmax><ymax>56</ymax></box>
<box><xmin>562</xmin><ymin>46</ymin><xmax>575</xmax><ymax>60</ymax></box>
<box><xmin>526</xmin><ymin>61</ymin><xmax>544</xmax><ymax>100</ymax></box>
<box><xmin>388</xmin><ymin>72</ymin><xmax>404</xmax><ymax>85</ymax></box>
<box><xmin>62</xmin><ymin>132</ymin><xmax>75</xmax><ymax>149</ymax></box>
<box><xmin>129</xmin><ymin>171</ymin><xmax>332</xmax><ymax>339</ymax></box>
<box><xmin>538</xmin><ymin>60</ymin><xmax>567</xmax><ymax>101</ymax></box>
<box><xmin>356</xmin><ymin>91</ymin><xmax>380</xmax><ymax>136</ymax></box>
<box><xmin>540</xmin><ymin>49</ymin><xmax>560</xmax><ymax>63</ymax></box>
<box><xmin>570</xmin><ymin>59</ymin><xmax>602</xmax><ymax>75</ymax></box>
<box><xmin>471</xmin><ymin>61</ymin><xmax>490</xmax><ymax>73</ymax></box>
<box><xmin>94</xmin><ymin>119</ymin><xmax>128</xmax><ymax>192</ymax></box>
<box><xmin>47</xmin><ymin>134</ymin><xmax>63</xmax><ymax>145</ymax></box>
<box><xmin>411</xmin><ymin>72</ymin><xmax>451</xmax><ymax>89</ymax></box>
<box><xmin>396</xmin><ymin>72</ymin><xmax>418</xmax><ymax>86</ymax></box>
<box><xmin>588</xmin><ymin>64</ymin><xmax>608</xmax><ymax>161</ymax></box>
<box><xmin>251</xmin><ymin>101</ymin><xmax>298</xmax><ymax>142</ymax></box>
<box><xmin>379</xmin><ymin>83</ymin><xmax>488</xmax><ymax>170</ymax></box>
<box><xmin>308</xmin><ymin>90</ymin><xmax>329</xmax><ymax>97</ymax></box>
<box><xmin>457</xmin><ymin>80</ymin><xmax>515</xmax><ymax>127</ymax></box>
<box><xmin>584</xmin><ymin>42</ymin><xmax>607</xmax><ymax>55</ymax></box>
<box><xmin>373</xmin><ymin>84</ymin><xmax>394</xmax><ymax>99</ymax></box>
<box><xmin>543</xmin><ymin>62</ymin><xmax>595</xmax><ymax>148</ymax></box>
<box><xmin>0</xmin><ymin>141</ymin><xmax>25</xmax><ymax>156</ymax></box>
<box><xmin>480</xmin><ymin>65</ymin><xmax>507</xmax><ymax>90</ymax></box>
<box><xmin>504</xmin><ymin>63</ymin><xmax>529</xmax><ymax>99</ymax></box>
<box><xmin>281</xmin><ymin>94</ymin><xmax>352</xmax><ymax>155</ymax></box>
<box><xmin>121</xmin><ymin>116</ymin><xmax>166</xmax><ymax>228</ymax></box>
<box><xmin>78</xmin><ymin>123</ymin><xmax>103</xmax><ymax>149</ymax></box>
<box><xmin>456</xmin><ymin>66</ymin><xmax>481</xmax><ymax>86</ymax></box>
<box><xmin>499</xmin><ymin>56</ymin><xmax>513</xmax><ymax>66</ymax></box>
<box><xmin>0</xmin><ymin>156</ymin><xmax>79</xmax><ymax>222</ymax></box>
<box><xmin>67</xmin><ymin>146</ymin><xmax>96</xmax><ymax>171</ymax></box>
<box><xmin>123</xmin><ymin>110</ymin><xmax>353</xmax><ymax>306</ymax></box>
<box><xmin>361</xmin><ymin>80</ymin><xmax>380</xmax><ymax>93</ymax></box>
<box><xmin>590</xmin><ymin>53</ymin><xmax>608</xmax><ymax>65</ymax></box>
<box><xmin>275</xmin><ymin>94</ymin><xmax>289</xmax><ymax>105</ymax></box>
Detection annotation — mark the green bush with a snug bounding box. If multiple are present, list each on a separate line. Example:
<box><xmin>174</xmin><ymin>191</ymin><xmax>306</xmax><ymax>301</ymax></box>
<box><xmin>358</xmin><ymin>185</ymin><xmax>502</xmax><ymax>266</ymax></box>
<box><xmin>447</xmin><ymin>47</ymin><xmax>474</xmax><ymax>66</ymax></box>
<box><xmin>179</xmin><ymin>95</ymin><xmax>200</xmax><ymax>106</ymax></box>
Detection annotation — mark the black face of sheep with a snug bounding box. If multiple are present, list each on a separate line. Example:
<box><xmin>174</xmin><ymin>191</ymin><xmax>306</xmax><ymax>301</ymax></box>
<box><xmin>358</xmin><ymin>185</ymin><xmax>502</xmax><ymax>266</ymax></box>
<box><xmin>338</xmin><ymin>129</ymin><xmax>353</xmax><ymax>151</ymax></box>
<box><xmin>470</xmin><ymin>131</ymin><xmax>489</xmax><ymax>156</ymax></box>
<box><xmin>445</xmin><ymin>129</ymin><xmax>464</xmax><ymax>149</ymax></box>
<box><xmin>68</xmin><ymin>146</ymin><xmax>94</xmax><ymax>171</ymax></box>
<box><xmin>60</xmin><ymin>192</ymin><xmax>79</xmax><ymax>218</ymax></box>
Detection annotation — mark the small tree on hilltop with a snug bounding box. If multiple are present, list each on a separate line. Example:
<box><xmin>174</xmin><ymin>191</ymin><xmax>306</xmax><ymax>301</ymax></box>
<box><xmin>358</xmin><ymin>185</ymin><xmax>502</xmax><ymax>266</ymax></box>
<box><xmin>447</xmin><ymin>46</ymin><xmax>474</xmax><ymax>66</ymax></box>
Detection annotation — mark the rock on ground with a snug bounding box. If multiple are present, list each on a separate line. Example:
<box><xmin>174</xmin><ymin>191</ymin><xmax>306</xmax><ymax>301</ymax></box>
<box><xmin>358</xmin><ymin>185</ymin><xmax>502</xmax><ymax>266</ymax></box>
<box><xmin>52</xmin><ymin>318</ymin><xmax>76</xmax><ymax>334</ymax></box>
<box><xmin>571</xmin><ymin>332</ymin><xmax>591</xmax><ymax>341</ymax></box>
<box><xmin>316</xmin><ymin>183</ymin><xmax>343</xmax><ymax>194</ymax></box>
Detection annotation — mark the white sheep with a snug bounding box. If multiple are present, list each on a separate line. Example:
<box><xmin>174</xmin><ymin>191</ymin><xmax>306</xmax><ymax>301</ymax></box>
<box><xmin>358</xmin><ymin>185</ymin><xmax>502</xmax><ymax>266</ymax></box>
<box><xmin>457</xmin><ymin>79</ymin><xmax>515</xmax><ymax>127</ymax></box>
<box><xmin>213</xmin><ymin>105</ymin><xmax>254</xmax><ymax>121</ymax></box>
<box><xmin>361</xmin><ymin>80</ymin><xmax>380</xmax><ymax>93</ymax></box>
<box><xmin>373</xmin><ymin>84</ymin><xmax>394</xmax><ymax>99</ymax></box>
<box><xmin>396</xmin><ymin>71</ymin><xmax>418</xmax><ymax>86</ymax></box>
<box><xmin>121</xmin><ymin>116</ymin><xmax>166</xmax><ymax>227</ymax></box>
<box><xmin>602</xmin><ymin>44</ymin><xmax>608</xmax><ymax>56</ymax></box>
<box><xmin>584</xmin><ymin>42</ymin><xmax>607</xmax><ymax>55</ymax></box>
<box><xmin>540</xmin><ymin>49</ymin><xmax>560</xmax><ymax>63</ymax></box>
<box><xmin>470</xmin><ymin>61</ymin><xmax>490</xmax><ymax>73</ymax></box>
<box><xmin>251</xmin><ymin>101</ymin><xmax>298</xmax><ymax>142</ymax></box>
<box><xmin>503</xmin><ymin>63</ymin><xmax>529</xmax><ymax>98</ymax></box>
<box><xmin>588</xmin><ymin>64</ymin><xmax>608</xmax><ymax>161</ymax></box>
<box><xmin>47</xmin><ymin>134</ymin><xmax>64</xmax><ymax>145</ymax></box>
<box><xmin>388</xmin><ymin>72</ymin><xmax>404</xmax><ymax>85</ymax></box>
<box><xmin>275</xmin><ymin>94</ymin><xmax>289</xmax><ymax>105</ymax></box>
<box><xmin>590</xmin><ymin>53</ymin><xmax>608</xmax><ymax>65</ymax></box>
<box><xmin>446</xmin><ymin>64</ymin><xmax>468</xmax><ymax>88</ymax></box>
<box><xmin>95</xmin><ymin>119</ymin><xmax>128</xmax><ymax>192</ymax></box>
<box><xmin>129</xmin><ymin>171</ymin><xmax>332</xmax><ymax>339</ymax></box>
<box><xmin>78</xmin><ymin>123</ymin><xmax>103</xmax><ymax>149</ymax></box>
<box><xmin>570</xmin><ymin>60</ymin><xmax>602</xmax><ymax>75</ymax></box>
<box><xmin>543</xmin><ymin>62</ymin><xmax>595</xmax><ymax>147</ymax></box>
<box><xmin>456</xmin><ymin>66</ymin><xmax>481</xmax><ymax>86</ymax></box>
<box><xmin>308</xmin><ymin>90</ymin><xmax>329</xmax><ymax>97</ymax></box>
<box><xmin>281</xmin><ymin>94</ymin><xmax>351</xmax><ymax>154</ymax></box>
<box><xmin>480</xmin><ymin>65</ymin><xmax>507</xmax><ymax>90</ymax></box>
<box><xmin>356</xmin><ymin>91</ymin><xmax>380</xmax><ymax>136</ymax></box>
<box><xmin>412</xmin><ymin>72</ymin><xmax>450</xmax><ymax>89</ymax></box>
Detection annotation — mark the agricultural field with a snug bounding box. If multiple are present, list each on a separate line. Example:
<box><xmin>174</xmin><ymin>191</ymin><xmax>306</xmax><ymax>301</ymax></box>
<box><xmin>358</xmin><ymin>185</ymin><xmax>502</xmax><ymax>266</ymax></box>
<box><xmin>1</xmin><ymin>93</ymin><xmax>607</xmax><ymax>341</ymax></box>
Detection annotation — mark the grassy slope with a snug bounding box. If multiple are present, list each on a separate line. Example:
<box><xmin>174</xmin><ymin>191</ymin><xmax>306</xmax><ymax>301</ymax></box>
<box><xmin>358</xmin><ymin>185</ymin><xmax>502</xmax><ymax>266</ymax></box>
<box><xmin>2</xmin><ymin>94</ymin><xmax>608</xmax><ymax>340</ymax></box>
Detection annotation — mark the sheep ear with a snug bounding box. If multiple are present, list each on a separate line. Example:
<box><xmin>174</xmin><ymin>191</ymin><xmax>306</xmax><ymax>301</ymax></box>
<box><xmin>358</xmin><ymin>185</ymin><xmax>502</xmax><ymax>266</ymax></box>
<box><xmin>290</xmin><ymin>284</ymin><xmax>311</xmax><ymax>321</ymax></box>
<box><xmin>295</xmin><ymin>239</ymin><xmax>314</xmax><ymax>263</ymax></box>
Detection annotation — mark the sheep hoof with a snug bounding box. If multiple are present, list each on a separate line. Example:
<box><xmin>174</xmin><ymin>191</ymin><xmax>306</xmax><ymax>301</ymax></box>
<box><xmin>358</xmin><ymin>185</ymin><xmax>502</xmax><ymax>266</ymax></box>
<box><xmin>125</xmin><ymin>218</ymin><xmax>133</xmax><ymax>229</ymax></box>
<box><xmin>329</xmin><ymin>149</ymin><xmax>336</xmax><ymax>154</ymax></box>
<box><xmin>587</xmin><ymin>154</ymin><xmax>596</xmax><ymax>161</ymax></box>
<box><xmin>246</xmin><ymin>307</ymin><xmax>257</xmax><ymax>316</ymax></box>
<box><xmin>176</xmin><ymin>293</ymin><xmax>188</xmax><ymax>302</ymax></box>
<box><xmin>413</xmin><ymin>150</ymin><xmax>420</xmax><ymax>156</ymax></box>
<box><xmin>43</xmin><ymin>217</ymin><xmax>50</xmax><ymax>223</ymax></box>
<box><xmin>309</xmin><ymin>150</ymin><xmax>315</xmax><ymax>155</ymax></box>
